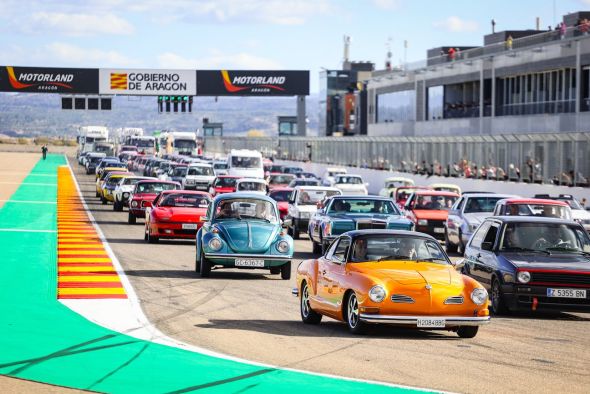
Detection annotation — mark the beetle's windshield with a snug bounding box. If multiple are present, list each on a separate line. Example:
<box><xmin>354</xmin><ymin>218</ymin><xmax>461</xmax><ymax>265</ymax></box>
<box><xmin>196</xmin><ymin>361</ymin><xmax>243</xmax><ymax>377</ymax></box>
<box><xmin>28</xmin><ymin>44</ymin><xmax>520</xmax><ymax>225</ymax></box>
<box><xmin>214</xmin><ymin>199</ymin><xmax>277</xmax><ymax>222</ymax></box>
<box><xmin>350</xmin><ymin>235</ymin><xmax>450</xmax><ymax>264</ymax></box>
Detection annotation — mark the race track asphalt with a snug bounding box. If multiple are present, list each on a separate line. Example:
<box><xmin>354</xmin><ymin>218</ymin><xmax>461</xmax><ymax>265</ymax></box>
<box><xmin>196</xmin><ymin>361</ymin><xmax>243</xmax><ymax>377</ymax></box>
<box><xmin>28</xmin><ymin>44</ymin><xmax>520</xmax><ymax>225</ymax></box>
<box><xmin>69</xmin><ymin>158</ymin><xmax>590</xmax><ymax>394</ymax></box>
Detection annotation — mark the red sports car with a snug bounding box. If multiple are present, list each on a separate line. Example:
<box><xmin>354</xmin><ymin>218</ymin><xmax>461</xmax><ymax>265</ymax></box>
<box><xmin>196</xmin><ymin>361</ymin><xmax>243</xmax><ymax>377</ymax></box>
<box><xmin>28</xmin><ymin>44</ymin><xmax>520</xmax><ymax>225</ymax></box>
<box><xmin>267</xmin><ymin>173</ymin><xmax>296</xmax><ymax>191</ymax></box>
<box><xmin>144</xmin><ymin>190</ymin><xmax>211</xmax><ymax>243</ymax></box>
<box><xmin>208</xmin><ymin>176</ymin><xmax>241</xmax><ymax>197</ymax></box>
<box><xmin>128</xmin><ymin>180</ymin><xmax>180</xmax><ymax>224</ymax></box>
<box><xmin>268</xmin><ymin>187</ymin><xmax>293</xmax><ymax>220</ymax></box>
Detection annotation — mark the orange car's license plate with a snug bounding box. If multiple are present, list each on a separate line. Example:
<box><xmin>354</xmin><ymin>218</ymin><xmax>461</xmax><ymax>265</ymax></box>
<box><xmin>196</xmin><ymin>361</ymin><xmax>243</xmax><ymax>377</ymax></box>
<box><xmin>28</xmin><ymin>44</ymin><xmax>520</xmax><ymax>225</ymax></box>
<box><xmin>417</xmin><ymin>318</ymin><xmax>445</xmax><ymax>328</ymax></box>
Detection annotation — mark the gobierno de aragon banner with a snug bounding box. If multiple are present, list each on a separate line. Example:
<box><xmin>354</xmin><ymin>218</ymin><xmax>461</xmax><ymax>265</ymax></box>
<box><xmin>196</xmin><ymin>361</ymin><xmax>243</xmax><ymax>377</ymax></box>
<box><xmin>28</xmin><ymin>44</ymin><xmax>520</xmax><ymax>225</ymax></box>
<box><xmin>0</xmin><ymin>66</ymin><xmax>99</xmax><ymax>93</ymax></box>
<box><xmin>99</xmin><ymin>68</ymin><xmax>196</xmax><ymax>96</ymax></box>
<box><xmin>197</xmin><ymin>70</ymin><xmax>309</xmax><ymax>96</ymax></box>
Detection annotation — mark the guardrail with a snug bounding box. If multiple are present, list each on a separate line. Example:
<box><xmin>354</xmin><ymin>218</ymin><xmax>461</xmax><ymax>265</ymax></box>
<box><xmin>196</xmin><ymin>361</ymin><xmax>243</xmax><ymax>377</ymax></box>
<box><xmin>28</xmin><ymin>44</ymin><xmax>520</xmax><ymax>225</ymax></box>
<box><xmin>203</xmin><ymin>132</ymin><xmax>590</xmax><ymax>187</ymax></box>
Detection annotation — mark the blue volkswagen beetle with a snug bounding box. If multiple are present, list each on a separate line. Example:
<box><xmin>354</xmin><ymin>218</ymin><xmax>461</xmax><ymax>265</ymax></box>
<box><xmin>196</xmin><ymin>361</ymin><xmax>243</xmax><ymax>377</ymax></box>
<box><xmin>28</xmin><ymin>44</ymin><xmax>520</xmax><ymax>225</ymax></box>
<box><xmin>196</xmin><ymin>193</ymin><xmax>294</xmax><ymax>279</ymax></box>
<box><xmin>308</xmin><ymin>195</ymin><xmax>414</xmax><ymax>254</ymax></box>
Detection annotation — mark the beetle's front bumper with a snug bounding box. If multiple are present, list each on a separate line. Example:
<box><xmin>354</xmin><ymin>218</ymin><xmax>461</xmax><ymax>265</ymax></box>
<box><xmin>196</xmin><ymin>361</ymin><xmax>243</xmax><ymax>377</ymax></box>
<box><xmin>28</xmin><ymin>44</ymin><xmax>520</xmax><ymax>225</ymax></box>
<box><xmin>359</xmin><ymin>314</ymin><xmax>490</xmax><ymax>326</ymax></box>
<box><xmin>204</xmin><ymin>253</ymin><xmax>292</xmax><ymax>268</ymax></box>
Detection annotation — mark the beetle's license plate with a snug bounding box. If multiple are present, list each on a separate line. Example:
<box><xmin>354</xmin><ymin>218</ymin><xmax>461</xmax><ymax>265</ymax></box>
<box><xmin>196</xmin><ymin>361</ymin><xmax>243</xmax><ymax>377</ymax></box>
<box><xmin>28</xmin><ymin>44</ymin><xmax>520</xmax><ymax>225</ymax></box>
<box><xmin>235</xmin><ymin>259</ymin><xmax>265</xmax><ymax>268</ymax></box>
<box><xmin>417</xmin><ymin>318</ymin><xmax>445</xmax><ymax>328</ymax></box>
<box><xmin>546</xmin><ymin>288</ymin><xmax>586</xmax><ymax>298</ymax></box>
<box><xmin>433</xmin><ymin>227</ymin><xmax>445</xmax><ymax>234</ymax></box>
<box><xmin>182</xmin><ymin>223</ymin><xmax>198</xmax><ymax>230</ymax></box>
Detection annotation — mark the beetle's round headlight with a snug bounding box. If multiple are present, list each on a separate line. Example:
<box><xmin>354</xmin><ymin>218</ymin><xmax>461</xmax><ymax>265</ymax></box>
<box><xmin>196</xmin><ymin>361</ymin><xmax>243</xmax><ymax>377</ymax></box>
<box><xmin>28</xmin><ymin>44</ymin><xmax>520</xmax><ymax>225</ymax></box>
<box><xmin>517</xmin><ymin>271</ymin><xmax>531</xmax><ymax>284</ymax></box>
<box><xmin>131</xmin><ymin>200</ymin><xmax>138</xmax><ymax>207</ymax></box>
<box><xmin>470</xmin><ymin>288</ymin><xmax>488</xmax><ymax>305</ymax></box>
<box><xmin>208</xmin><ymin>238</ymin><xmax>222</xmax><ymax>251</ymax></box>
<box><xmin>368</xmin><ymin>285</ymin><xmax>386</xmax><ymax>303</ymax></box>
<box><xmin>277</xmin><ymin>240</ymin><xmax>289</xmax><ymax>253</ymax></box>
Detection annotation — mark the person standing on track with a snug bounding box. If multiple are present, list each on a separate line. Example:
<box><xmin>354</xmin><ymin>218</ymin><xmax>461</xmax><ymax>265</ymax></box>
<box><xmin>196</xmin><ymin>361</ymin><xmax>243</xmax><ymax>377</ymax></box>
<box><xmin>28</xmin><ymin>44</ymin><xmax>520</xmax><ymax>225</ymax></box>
<box><xmin>41</xmin><ymin>144</ymin><xmax>48</xmax><ymax>160</ymax></box>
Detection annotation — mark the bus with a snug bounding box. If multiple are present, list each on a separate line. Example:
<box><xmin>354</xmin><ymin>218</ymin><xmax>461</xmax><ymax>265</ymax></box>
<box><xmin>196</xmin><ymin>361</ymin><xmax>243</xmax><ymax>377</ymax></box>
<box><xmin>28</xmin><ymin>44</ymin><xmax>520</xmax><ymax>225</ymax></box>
<box><xmin>77</xmin><ymin>126</ymin><xmax>109</xmax><ymax>156</ymax></box>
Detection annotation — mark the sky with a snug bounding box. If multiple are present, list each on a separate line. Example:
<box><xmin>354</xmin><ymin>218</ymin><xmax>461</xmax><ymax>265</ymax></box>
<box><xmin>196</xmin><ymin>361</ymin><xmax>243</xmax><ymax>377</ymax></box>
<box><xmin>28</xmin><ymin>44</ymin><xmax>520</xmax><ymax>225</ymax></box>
<box><xmin>1</xmin><ymin>0</ymin><xmax>589</xmax><ymax>93</ymax></box>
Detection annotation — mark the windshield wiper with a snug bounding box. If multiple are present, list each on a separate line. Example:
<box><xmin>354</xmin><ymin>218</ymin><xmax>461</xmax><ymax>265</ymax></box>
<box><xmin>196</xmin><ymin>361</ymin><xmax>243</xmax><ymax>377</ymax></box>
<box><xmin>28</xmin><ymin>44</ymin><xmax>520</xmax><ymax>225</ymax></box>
<box><xmin>545</xmin><ymin>246</ymin><xmax>590</xmax><ymax>256</ymax></box>
<box><xmin>377</xmin><ymin>255</ymin><xmax>411</xmax><ymax>261</ymax></box>
<box><xmin>415</xmin><ymin>257</ymin><xmax>448</xmax><ymax>263</ymax></box>
<box><xmin>503</xmin><ymin>247</ymin><xmax>550</xmax><ymax>255</ymax></box>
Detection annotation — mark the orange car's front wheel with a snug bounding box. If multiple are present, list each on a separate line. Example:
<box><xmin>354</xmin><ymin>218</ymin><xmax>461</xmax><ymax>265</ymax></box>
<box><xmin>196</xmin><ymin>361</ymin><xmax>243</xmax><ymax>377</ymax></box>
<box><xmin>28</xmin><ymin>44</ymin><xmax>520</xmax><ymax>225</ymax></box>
<box><xmin>346</xmin><ymin>292</ymin><xmax>367</xmax><ymax>335</ymax></box>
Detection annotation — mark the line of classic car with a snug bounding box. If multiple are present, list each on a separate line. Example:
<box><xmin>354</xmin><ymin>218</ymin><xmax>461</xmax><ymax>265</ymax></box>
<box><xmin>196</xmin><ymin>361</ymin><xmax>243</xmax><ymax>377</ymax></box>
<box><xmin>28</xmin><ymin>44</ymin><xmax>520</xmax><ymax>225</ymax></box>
<box><xmin>80</xmin><ymin>153</ymin><xmax>590</xmax><ymax>338</ymax></box>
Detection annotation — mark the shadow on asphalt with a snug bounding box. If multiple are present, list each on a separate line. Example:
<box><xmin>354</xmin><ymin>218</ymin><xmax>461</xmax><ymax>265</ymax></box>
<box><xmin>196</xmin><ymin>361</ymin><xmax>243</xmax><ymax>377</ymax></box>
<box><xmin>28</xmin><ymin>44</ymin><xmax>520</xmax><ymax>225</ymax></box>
<box><xmin>493</xmin><ymin>311</ymin><xmax>590</xmax><ymax>322</ymax></box>
<box><xmin>194</xmin><ymin>319</ymin><xmax>457</xmax><ymax>340</ymax></box>
<box><xmin>125</xmin><ymin>269</ymin><xmax>197</xmax><ymax>279</ymax></box>
<box><xmin>123</xmin><ymin>269</ymin><xmax>281</xmax><ymax>281</ymax></box>
<box><xmin>105</xmin><ymin>238</ymin><xmax>149</xmax><ymax>245</ymax></box>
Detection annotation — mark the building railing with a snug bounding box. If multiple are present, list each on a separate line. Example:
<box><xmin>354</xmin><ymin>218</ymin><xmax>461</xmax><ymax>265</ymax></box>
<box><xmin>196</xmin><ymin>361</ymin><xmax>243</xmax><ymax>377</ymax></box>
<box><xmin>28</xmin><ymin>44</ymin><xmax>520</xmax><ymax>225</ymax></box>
<box><xmin>204</xmin><ymin>132</ymin><xmax>590</xmax><ymax>187</ymax></box>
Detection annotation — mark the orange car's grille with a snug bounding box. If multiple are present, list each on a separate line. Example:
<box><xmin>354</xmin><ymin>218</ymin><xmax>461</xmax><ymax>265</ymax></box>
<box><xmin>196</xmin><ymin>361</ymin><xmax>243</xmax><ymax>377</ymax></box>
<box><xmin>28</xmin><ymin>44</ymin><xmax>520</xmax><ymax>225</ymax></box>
<box><xmin>390</xmin><ymin>294</ymin><xmax>415</xmax><ymax>303</ymax></box>
<box><xmin>444</xmin><ymin>296</ymin><xmax>464</xmax><ymax>305</ymax></box>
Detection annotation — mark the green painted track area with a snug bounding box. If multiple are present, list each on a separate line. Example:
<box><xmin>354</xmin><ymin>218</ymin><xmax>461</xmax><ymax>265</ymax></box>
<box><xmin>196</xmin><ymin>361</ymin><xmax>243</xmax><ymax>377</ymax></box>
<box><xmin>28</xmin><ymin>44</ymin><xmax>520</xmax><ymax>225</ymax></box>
<box><xmin>0</xmin><ymin>155</ymin><xmax>431</xmax><ymax>393</ymax></box>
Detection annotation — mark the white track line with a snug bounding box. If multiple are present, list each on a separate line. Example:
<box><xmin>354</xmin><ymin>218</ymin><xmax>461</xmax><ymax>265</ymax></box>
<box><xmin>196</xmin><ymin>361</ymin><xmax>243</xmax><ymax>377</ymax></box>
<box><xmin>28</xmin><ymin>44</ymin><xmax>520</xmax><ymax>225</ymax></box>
<box><xmin>0</xmin><ymin>228</ymin><xmax>56</xmax><ymax>233</ymax></box>
<box><xmin>0</xmin><ymin>181</ymin><xmax>57</xmax><ymax>186</ymax></box>
<box><xmin>0</xmin><ymin>200</ymin><xmax>57</xmax><ymax>204</ymax></box>
<box><xmin>61</xmin><ymin>160</ymin><xmax>442</xmax><ymax>394</ymax></box>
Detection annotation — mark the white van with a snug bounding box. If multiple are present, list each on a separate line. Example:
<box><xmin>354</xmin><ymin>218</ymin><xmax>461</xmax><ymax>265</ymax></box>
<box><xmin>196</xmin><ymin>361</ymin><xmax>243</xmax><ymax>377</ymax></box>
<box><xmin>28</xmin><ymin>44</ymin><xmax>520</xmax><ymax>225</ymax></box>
<box><xmin>227</xmin><ymin>149</ymin><xmax>264</xmax><ymax>179</ymax></box>
<box><xmin>183</xmin><ymin>163</ymin><xmax>215</xmax><ymax>191</ymax></box>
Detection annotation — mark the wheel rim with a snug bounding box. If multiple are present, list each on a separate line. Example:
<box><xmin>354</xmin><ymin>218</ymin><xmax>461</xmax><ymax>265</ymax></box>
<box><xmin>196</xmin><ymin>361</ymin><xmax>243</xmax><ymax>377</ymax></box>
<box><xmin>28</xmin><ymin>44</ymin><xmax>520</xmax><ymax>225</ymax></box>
<box><xmin>491</xmin><ymin>281</ymin><xmax>500</xmax><ymax>312</ymax></box>
<box><xmin>301</xmin><ymin>284</ymin><xmax>310</xmax><ymax>318</ymax></box>
<box><xmin>347</xmin><ymin>294</ymin><xmax>359</xmax><ymax>328</ymax></box>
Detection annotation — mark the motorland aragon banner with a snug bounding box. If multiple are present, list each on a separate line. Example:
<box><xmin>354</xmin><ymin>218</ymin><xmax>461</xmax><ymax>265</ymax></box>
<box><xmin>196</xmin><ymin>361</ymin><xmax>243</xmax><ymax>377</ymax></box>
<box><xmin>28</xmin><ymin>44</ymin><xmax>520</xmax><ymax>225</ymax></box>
<box><xmin>196</xmin><ymin>70</ymin><xmax>309</xmax><ymax>96</ymax></box>
<box><xmin>99</xmin><ymin>68</ymin><xmax>196</xmax><ymax>95</ymax></box>
<box><xmin>0</xmin><ymin>66</ymin><xmax>99</xmax><ymax>93</ymax></box>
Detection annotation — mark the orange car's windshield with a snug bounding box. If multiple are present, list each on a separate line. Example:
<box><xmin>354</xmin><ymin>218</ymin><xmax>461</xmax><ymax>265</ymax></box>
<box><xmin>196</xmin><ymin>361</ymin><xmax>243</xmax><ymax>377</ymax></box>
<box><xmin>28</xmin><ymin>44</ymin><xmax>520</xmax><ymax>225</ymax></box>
<box><xmin>350</xmin><ymin>236</ymin><xmax>449</xmax><ymax>265</ymax></box>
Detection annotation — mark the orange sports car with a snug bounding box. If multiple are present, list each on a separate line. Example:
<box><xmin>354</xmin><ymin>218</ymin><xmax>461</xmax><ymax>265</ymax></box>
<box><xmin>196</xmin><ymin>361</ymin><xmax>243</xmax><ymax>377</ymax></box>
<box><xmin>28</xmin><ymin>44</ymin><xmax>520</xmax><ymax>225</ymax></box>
<box><xmin>293</xmin><ymin>230</ymin><xmax>490</xmax><ymax>337</ymax></box>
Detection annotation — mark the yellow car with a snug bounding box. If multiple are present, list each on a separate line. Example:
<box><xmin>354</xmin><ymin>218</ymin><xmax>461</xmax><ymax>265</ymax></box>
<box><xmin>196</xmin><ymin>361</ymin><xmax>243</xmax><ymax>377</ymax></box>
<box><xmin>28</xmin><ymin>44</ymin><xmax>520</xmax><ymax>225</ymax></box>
<box><xmin>430</xmin><ymin>183</ymin><xmax>462</xmax><ymax>195</ymax></box>
<box><xmin>100</xmin><ymin>173</ymin><xmax>133</xmax><ymax>204</ymax></box>
<box><xmin>96</xmin><ymin>168</ymin><xmax>131</xmax><ymax>198</ymax></box>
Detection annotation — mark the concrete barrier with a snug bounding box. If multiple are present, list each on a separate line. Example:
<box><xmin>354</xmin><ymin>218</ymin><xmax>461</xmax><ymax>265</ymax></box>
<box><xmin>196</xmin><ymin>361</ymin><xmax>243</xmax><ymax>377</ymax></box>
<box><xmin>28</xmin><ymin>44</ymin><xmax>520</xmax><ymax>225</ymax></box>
<box><xmin>277</xmin><ymin>160</ymin><xmax>590</xmax><ymax>202</ymax></box>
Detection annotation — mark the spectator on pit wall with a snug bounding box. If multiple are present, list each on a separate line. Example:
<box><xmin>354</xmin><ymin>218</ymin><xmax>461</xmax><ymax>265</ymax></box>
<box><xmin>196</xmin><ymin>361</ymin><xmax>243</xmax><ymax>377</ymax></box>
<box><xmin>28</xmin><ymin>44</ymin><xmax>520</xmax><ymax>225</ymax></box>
<box><xmin>448</xmin><ymin>47</ymin><xmax>456</xmax><ymax>61</ymax></box>
<box><xmin>506</xmin><ymin>35</ymin><xmax>513</xmax><ymax>50</ymax></box>
<box><xmin>559</xmin><ymin>22</ymin><xmax>567</xmax><ymax>39</ymax></box>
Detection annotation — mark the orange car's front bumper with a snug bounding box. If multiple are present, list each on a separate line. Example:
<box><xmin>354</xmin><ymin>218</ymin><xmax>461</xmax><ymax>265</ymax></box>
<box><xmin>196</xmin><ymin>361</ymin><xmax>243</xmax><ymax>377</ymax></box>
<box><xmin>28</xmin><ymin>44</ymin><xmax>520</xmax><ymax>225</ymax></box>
<box><xmin>359</xmin><ymin>314</ymin><xmax>490</xmax><ymax>326</ymax></box>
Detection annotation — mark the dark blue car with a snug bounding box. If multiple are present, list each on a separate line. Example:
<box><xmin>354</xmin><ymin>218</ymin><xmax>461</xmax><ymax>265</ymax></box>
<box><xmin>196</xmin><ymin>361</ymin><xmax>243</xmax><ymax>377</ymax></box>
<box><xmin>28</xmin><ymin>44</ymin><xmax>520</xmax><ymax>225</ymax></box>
<box><xmin>462</xmin><ymin>216</ymin><xmax>590</xmax><ymax>314</ymax></box>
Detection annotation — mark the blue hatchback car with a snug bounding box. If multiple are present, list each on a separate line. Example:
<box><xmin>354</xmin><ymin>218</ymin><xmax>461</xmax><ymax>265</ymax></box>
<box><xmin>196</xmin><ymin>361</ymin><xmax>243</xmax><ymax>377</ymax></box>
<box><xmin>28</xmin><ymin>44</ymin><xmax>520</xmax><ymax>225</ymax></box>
<box><xmin>196</xmin><ymin>193</ymin><xmax>294</xmax><ymax>279</ymax></box>
<box><xmin>461</xmin><ymin>216</ymin><xmax>590</xmax><ymax>314</ymax></box>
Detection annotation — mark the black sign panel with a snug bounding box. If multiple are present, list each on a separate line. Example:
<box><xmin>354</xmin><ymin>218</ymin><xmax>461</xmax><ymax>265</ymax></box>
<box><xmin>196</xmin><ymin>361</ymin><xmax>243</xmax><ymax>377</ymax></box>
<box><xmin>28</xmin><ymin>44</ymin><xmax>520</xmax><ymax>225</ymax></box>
<box><xmin>197</xmin><ymin>70</ymin><xmax>309</xmax><ymax>96</ymax></box>
<box><xmin>0</xmin><ymin>66</ymin><xmax>99</xmax><ymax>94</ymax></box>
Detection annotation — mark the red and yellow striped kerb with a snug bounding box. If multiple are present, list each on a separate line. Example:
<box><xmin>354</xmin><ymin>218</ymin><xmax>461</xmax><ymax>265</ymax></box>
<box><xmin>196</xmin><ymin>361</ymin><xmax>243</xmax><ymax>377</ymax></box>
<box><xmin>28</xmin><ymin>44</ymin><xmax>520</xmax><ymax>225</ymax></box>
<box><xmin>110</xmin><ymin>73</ymin><xmax>127</xmax><ymax>90</ymax></box>
<box><xmin>57</xmin><ymin>167</ymin><xmax>127</xmax><ymax>299</ymax></box>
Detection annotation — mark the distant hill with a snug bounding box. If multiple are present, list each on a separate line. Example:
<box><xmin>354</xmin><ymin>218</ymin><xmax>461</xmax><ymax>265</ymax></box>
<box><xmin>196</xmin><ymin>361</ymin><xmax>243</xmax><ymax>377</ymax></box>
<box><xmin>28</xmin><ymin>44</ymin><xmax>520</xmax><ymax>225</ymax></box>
<box><xmin>0</xmin><ymin>93</ymin><xmax>319</xmax><ymax>137</ymax></box>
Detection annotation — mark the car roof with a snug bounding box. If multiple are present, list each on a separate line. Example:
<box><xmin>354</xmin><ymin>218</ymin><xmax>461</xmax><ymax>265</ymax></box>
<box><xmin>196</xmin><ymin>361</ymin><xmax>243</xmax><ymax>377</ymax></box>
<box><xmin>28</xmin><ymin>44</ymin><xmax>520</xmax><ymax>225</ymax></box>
<box><xmin>214</xmin><ymin>192</ymin><xmax>276</xmax><ymax>203</ymax></box>
<box><xmin>465</xmin><ymin>193</ymin><xmax>517</xmax><ymax>198</ymax></box>
<box><xmin>160</xmin><ymin>190</ymin><xmax>210</xmax><ymax>196</ymax></box>
<box><xmin>486</xmin><ymin>216</ymin><xmax>579</xmax><ymax>225</ymax></box>
<box><xmin>135</xmin><ymin>180</ymin><xmax>179</xmax><ymax>184</ymax></box>
<box><xmin>414</xmin><ymin>190</ymin><xmax>459</xmax><ymax>197</ymax></box>
<box><xmin>188</xmin><ymin>162</ymin><xmax>212</xmax><ymax>167</ymax></box>
<box><xmin>331</xmin><ymin>195</ymin><xmax>393</xmax><ymax>201</ymax></box>
<box><xmin>237</xmin><ymin>178</ymin><xmax>266</xmax><ymax>182</ymax></box>
<box><xmin>340</xmin><ymin>229</ymin><xmax>437</xmax><ymax>241</ymax></box>
<box><xmin>500</xmin><ymin>198</ymin><xmax>569</xmax><ymax>206</ymax></box>
<box><xmin>269</xmin><ymin>187</ymin><xmax>293</xmax><ymax>192</ymax></box>
<box><xmin>216</xmin><ymin>175</ymin><xmax>241</xmax><ymax>179</ymax></box>
<box><xmin>293</xmin><ymin>186</ymin><xmax>340</xmax><ymax>191</ymax></box>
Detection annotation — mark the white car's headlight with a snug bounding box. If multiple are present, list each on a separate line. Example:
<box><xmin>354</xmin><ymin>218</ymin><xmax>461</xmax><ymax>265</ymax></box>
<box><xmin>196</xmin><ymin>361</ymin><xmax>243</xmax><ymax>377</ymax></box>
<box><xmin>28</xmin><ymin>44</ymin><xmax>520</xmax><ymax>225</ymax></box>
<box><xmin>417</xmin><ymin>219</ymin><xmax>428</xmax><ymax>226</ymax></box>
<box><xmin>517</xmin><ymin>271</ymin><xmax>531</xmax><ymax>284</ymax></box>
<box><xmin>470</xmin><ymin>288</ymin><xmax>488</xmax><ymax>305</ymax></box>
<box><xmin>300</xmin><ymin>212</ymin><xmax>310</xmax><ymax>219</ymax></box>
<box><xmin>369</xmin><ymin>285</ymin><xmax>386</xmax><ymax>303</ymax></box>
<box><xmin>131</xmin><ymin>201</ymin><xmax>138</xmax><ymax>207</ymax></box>
<box><xmin>208</xmin><ymin>238</ymin><xmax>222</xmax><ymax>251</ymax></box>
<box><xmin>276</xmin><ymin>240</ymin><xmax>289</xmax><ymax>253</ymax></box>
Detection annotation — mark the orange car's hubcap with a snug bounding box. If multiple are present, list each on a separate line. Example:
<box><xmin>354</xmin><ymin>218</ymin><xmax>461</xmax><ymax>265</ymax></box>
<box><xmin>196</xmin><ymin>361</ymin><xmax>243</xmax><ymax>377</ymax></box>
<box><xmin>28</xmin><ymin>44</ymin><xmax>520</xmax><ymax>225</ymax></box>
<box><xmin>348</xmin><ymin>294</ymin><xmax>359</xmax><ymax>327</ymax></box>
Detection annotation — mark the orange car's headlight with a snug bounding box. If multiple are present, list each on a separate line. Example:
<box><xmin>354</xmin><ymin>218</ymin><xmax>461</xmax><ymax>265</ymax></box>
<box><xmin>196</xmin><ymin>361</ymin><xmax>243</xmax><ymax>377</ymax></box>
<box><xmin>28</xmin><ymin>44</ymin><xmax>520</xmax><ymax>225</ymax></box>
<box><xmin>369</xmin><ymin>285</ymin><xmax>387</xmax><ymax>303</ymax></box>
<box><xmin>470</xmin><ymin>288</ymin><xmax>488</xmax><ymax>305</ymax></box>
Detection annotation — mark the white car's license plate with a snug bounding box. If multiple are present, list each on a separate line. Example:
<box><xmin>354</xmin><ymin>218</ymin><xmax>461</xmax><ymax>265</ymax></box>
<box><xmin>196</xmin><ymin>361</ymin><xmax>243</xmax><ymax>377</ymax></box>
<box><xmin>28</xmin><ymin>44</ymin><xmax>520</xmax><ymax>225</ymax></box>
<box><xmin>235</xmin><ymin>259</ymin><xmax>265</xmax><ymax>268</ymax></box>
<box><xmin>181</xmin><ymin>223</ymin><xmax>198</xmax><ymax>230</ymax></box>
<box><xmin>433</xmin><ymin>227</ymin><xmax>445</xmax><ymax>234</ymax></box>
<box><xmin>417</xmin><ymin>318</ymin><xmax>445</xmax><ymax>328</ymax></box>
<box><xmin>546</xmin><ymin>288</ymin><xmax>586</xmax><ymax>298</ymax></box>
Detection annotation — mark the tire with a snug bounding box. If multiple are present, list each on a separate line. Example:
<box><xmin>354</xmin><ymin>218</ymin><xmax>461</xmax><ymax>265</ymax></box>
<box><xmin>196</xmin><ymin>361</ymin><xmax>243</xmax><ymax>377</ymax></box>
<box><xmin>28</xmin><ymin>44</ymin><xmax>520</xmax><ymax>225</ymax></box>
<box><xmin>199</xmin><ymin>247</ymin><xmax>211</xmax><ymax>277</ymax></box>
<box><xmin>96</xmin><ymin>191</ymin><xmax>100</xmax><ymax>197</ymax></box>
<box><xmin>270</xmin><ymin>267</ymin><xmax>281</xmax><ymax>275</ymax></box>
<box><xmin>300</xmin><ymin>281</ymin><xmax>322</xmax><ymax>324</ymax></box>
<box><xmin>312</xmin><ymin>240</ymin><xmax>322</xmax><ymax>254</ymax></box>
<box><xmin>147</xmin><ymin>227</ymin><xmax>159</xmax><ymax>243</ymax></box>
<box><xmin>457</xmin><ymin>326</ymin><xmax>479</xmax><ymax>338</ymax></box>
<box><xmin>114</xmin><ymin>200</ymin><xmax>123</xmax><ymax>211</ymax></box>
<box><xmin>345</xmin><ymin>292</ymin><xmax>367</xmax><ymax>335</ymax></box>
<box><xmin>128</xmin><ymin>212</ymin><xmax>136</xmax><ymax>224</ymax></box>
<box><xmin>144</xmin><ymin>226</ymin><xmax>148</xmax><ymax>241</ymax></box>
<box><xmin>292</xmin><ymin>222</ymin><xmax>300</xmax><ymax>240</ymax></box>
<box><xmin>490</xmin><ymin>278</ymin><xmax>508</xmax><ymax>315</ymax></box>
<box><xmin>281</xmin><ymin>261</ymin><xmax>291</xmax><ymax>280</ymax></box>
<box><xmin>445</xmin><ymin>230</ymin><xmax>458</xmax><ymax>254</ymax></box>
<box><xmin>321</xmin><ymin>241</ymin><xmax>329</xmax><ymax>255</ymax></box>
<box><xmin>457</xmin><ymin>230</ymin><xmax>466</xmax><ymax>256</ymax></box>
<box><xmin>101</xmin><ymin>196</ymin><xmax>107</xmax><ymax>205</ymax></box>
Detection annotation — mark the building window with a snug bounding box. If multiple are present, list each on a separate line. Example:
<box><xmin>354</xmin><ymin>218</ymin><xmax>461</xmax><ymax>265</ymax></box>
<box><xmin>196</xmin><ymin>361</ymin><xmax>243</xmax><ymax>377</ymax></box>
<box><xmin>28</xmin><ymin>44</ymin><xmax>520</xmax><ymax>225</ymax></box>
<box><xmin>376</xmin><ymin>90</ymin><xmax>416</xmax><ymax>123</ymax></box>
<box><xmin>427</xmin><ymin>86</ymin><xmax>443</xmax><ymax>120</ymax></box>
<box><xmin>497</xmin><ymin>68</ymin><xmax>576</xmax><ymax>116</ymax></box>
<box><xmin>443</xmin><ymin>81</ymin><xmax>480</xmax><ymax>119</ymax></box>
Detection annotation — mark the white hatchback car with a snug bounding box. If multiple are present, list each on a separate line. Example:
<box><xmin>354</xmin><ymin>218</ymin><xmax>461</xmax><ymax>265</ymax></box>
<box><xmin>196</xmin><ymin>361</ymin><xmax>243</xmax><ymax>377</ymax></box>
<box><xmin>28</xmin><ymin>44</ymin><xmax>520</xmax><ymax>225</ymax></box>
<box><xmin>235</xmin><ymin>178</ymin><xmax>268</xmax><ymax>195</ymax></box>
<box><xmin>183</xmin><ymin>163</ymin><xmax>215</xmax><ymax>191</ymax></box>
<box><xmin>333</xmin><ymin>174</ymin><xmax>368</xmax><ymax>196</ymax></box>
